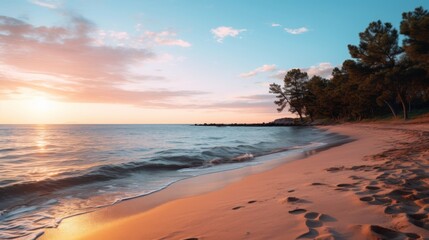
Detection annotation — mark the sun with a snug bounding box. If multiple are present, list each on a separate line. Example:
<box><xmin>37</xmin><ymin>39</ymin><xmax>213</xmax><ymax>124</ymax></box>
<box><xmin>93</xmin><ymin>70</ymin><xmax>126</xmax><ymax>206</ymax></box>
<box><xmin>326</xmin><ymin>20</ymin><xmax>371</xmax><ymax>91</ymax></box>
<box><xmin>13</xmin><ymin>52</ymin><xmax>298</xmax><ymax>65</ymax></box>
<box><xmin>33</xmin><ymin>96</ymin><xmax>53</xmax><ymax>112</ymax></box>
<box><xmin>22</xmin><ymin>95</ymin><xmax>58</xmax><ymax>123</ymax></box>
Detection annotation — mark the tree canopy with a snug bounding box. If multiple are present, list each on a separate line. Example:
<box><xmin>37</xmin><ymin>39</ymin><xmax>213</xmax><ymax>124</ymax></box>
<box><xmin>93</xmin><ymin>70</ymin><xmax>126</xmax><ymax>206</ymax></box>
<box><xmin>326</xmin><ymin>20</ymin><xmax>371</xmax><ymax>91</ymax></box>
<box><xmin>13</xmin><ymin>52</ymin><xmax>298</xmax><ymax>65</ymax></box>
<box><xmin>269</xmin><ymin>6</ymin><xmax>429</xmax><ymax>121</ymax></box>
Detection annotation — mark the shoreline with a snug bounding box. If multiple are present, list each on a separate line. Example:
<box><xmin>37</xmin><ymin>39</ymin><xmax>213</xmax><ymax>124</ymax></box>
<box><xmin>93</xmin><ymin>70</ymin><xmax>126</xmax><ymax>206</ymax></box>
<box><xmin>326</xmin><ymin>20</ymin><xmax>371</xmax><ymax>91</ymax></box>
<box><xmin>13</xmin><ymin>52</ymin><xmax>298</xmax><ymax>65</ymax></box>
<box><xmin>41</xmin><ymin>123</ymin><xmax>429</xmax><ymax>239</ymax></box>
<box><xmin>39</xmin><ymin>128</ymin><xmax>350</xmax><ymax>240</ymax></box>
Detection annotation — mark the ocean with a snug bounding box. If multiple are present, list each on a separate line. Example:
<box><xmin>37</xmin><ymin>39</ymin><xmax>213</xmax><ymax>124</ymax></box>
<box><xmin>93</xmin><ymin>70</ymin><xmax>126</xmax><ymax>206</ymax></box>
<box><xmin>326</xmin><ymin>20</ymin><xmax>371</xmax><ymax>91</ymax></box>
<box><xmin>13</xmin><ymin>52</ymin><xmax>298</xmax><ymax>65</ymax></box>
<box><xmin>0</xmin><ymin>124</ymin><xmax>348</xmax><ymax>239</ymax></box>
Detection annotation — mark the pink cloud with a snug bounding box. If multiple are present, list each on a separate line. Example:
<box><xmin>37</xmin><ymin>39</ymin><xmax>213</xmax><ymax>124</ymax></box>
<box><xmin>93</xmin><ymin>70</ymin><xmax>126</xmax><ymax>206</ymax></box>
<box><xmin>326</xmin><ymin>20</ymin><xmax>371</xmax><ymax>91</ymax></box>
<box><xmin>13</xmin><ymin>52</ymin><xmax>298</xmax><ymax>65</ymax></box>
<box><xmin>0</xmin><ymin>15</ymin><xmax>202</xmax><ymax>106</ymax></box>
<box><xmin>240</xmin><ymin>64</ymin><xmax>277</xmax><ymax>78</ymax></box>
<box><xmin>142</xmin><ymin>31</ymin><xmax>191</xmax><ymax>47</ymax></box>
<box><xmin>270</xmin><ymin>62</ymin><xmax>334</xmax><ymax>79</ymax></box>
<box><xmin>303</xmin><ymin>62</ymin><xmax>334</xmax><ymax>79</ymax></box>
<box><xmin>200</xmin><ymin>94</ymin><xmax>276</xmax><ymax>113</ymax></box>
<box><xmin>95</xmin><ymin>29</ymin><xmax>192</xmax><ymax>48</ymax></box>
<box><xmin>211</xmin><ymin>26</ymin><xmax>246</xmax><ymax>43</ymax></box>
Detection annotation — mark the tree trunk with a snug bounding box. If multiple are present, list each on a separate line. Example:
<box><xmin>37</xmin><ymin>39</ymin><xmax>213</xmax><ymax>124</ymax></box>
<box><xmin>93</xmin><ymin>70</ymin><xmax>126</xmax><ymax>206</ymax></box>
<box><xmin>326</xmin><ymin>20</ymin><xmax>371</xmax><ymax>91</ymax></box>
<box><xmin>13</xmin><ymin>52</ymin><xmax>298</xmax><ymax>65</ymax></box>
<box><xmin>383</xmin><ymin>100</ymin><xmax>397</xmax><ymax>118</ymax></box>
<box><xmin>398</xmin><ymin>94</ymin><xmax>408</xmax><ymax>120</ymax></box>
<box><xmin>297</xmin><ymin>112</ymin><xmax>304</xmax><ymax>122</ymax></box>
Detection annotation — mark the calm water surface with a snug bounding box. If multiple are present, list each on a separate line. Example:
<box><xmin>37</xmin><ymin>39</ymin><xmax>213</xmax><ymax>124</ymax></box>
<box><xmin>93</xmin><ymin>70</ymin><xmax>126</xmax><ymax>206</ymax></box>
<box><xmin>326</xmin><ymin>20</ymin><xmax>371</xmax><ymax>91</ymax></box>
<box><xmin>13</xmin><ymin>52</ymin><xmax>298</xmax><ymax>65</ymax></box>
<box><xmin>0</xmin><ymin>124</ymin><xmax>346</xmax><ymax>239</ymax></box>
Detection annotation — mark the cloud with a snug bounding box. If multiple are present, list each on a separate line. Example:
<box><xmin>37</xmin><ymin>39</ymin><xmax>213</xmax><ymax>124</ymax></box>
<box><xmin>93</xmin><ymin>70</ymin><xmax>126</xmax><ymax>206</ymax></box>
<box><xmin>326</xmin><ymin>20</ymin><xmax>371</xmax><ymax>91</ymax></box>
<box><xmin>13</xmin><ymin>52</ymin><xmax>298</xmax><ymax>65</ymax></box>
<box><xmin>211</xmin><ymin>26</ymin><xmax>246</xmax><ymax>43</ymax></box>
<box><xmin>237</xmin><ymin>94</ymin><xmax>275</xmax><ymax>101</ymax></box>
<box><xmin>109</xmin><ymin>31</ymin><xmax>130</xmax><ymax>40</ymax></box>
<box><xmin>189</xmin><ymin>94</ymin><xmax>275</xmax><ymax>113</ymax></box>
<box><xmin>0</xmin><ymin>15</ymin><xmax>202</xmax><ymax>106</ymax></box>
<box><xmin>270</xmin><ymin>62</ymin><xmax>335</xmax><ymax>79</ymax></box>
<box><xmin>239</xmin><ymin>64</ymin><xmax>277</xmax><ymax>78</ymax></box>
<box><xmin>94</xmin><ymin>29</ymin><xmax>191</xmax><ymax>48</ymax></box>
<box><xmin>143</xmin><ymin>31</ymin><xmax>191</xmax><ymax>47</ymax></box>
<box><xmin>271</xmin><ymin>23</ymin><xmax>281</xmax><ymax>27</ymax></box>
<box><xmin>284</xmin><ymin>27</ymin><xmax>309</xmax><ymax>35</ymax></box>
<box><xmin>303</xmin><ymin>62</ymin><xmax>334</xmax><ymax>79</ymax></box>
<box><xmin>270</xmin><ymin>70</ymin><xmax>287</xmax><ymax>80</ymax></box>
<box><xmin>200</xmin><ymin>94</ymin><xmax>276</xmax><ymax>113</ymax></box>
<box><xmin>28</xmin><ymin>0</ymin><xmax>60</xmax><ymax>9</ymax></box>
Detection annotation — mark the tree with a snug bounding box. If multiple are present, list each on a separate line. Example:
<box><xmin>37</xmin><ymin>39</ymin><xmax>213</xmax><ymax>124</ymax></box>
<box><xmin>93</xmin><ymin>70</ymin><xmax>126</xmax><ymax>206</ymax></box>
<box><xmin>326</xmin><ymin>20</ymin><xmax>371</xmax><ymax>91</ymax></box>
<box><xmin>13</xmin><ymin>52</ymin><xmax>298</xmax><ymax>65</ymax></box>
<box><xmin>401</xmin><ymin>6</ymin><xmax>429</xmax><ymax>72</ymax></box>
<box><xmin>347</xmin><ymin>20</ymin><xmax>409</xmax><ymax>119</ymax></box>
<box><xmin>341</xmin><ymin>60</ymin><xmax>381</xmax><ymax>120</ymax></box>
<box><xmin>348</xmin><ymin>21</ymin><xmax>402</xmax><ymax>69</ymax></box>
<box><xmin>304</xmin><ymin>75</ymin><xmax>329</xmax><ymax>121</ymax></box>
<box><xmin>268</xmin><ymin>10</ymin><xmax>429</xmax><ymax>122</ymax></box>
<box><xmin>269</xmin><ymin>69</ymin><xmax>308</xmax><ymax>121</ymax></box>
<box><xmin>387</xmin><ymin>56</ymin><xmax>427</xmax><ymax>117</ymax></box>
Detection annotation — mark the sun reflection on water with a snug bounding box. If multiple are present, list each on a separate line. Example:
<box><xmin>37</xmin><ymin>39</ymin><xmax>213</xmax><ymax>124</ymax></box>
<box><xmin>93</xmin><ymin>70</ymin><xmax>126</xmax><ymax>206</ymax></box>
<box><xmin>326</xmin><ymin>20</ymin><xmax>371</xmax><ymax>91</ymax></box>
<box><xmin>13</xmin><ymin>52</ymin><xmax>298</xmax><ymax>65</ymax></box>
<box><xmin>36</xmin><ymin>125</ymin><xmax>48</xmax><ymax>152</ymax></box>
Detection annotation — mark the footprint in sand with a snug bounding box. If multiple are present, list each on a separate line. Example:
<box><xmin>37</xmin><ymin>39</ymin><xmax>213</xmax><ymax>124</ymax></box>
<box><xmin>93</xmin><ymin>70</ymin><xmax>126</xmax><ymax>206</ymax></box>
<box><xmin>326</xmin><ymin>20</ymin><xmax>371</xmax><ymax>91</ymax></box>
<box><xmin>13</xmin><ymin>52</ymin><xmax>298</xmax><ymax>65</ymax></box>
<box><xmin>368</xmin><ymin>225</ymin><xmax>421</xmax><ymax>239</ymax></box>
<box><xmin>407</xmin><ymin>213</ymin><xmax>429</xmax><ymax>229</ymax></box>
<box><xmin>296</xmin><ymin>211</ymin><xmax>338</xmax><ymax>239</ymax></box>
<box><xmin>288</xmin><ymin>208</ymin><xmax>307</xmax><ymax>215</ymax></box>
<box><xmin>232</xmin><ymin>206</ymin><xmax>244</xmax><ymax>210</ymax></box>
<box><xmin>359</xmin><ymin>195</ymin><xmax>391</xmax><ymax>206</ymax></box>
<box><xmin>287</xmin><ymin>197</ymin><xmax>300</xmax><ymax>202</ymax></box>
<box><xmin>183</xmin><ymin>238</ymin><xmax>199</xmax><ymax>240</ymax></box>
<box><xmin>304</xmin><ymin>212</ymin><xmax>320</xmax><ymax>219</ymax></box>
<box><xmin>359</xmin><ymin>196</ymin><xmax>374</xmax><ymax>202</ymax></box>
<box><xmin>325</xmin><ymin>166</ymin><xmax>344</xmax><ymax>173</ymax></box>
<box><xmin>247</xmin><ymin>200</ymin><xmax>257</xmax><ymax>204</ymax></box>
<box><xmin>384</xmin><ymin>205</ymin><xmax>402</xmax><ymax>214</ymax></box>
<box><xmin>305</xmin><ymin>219</ymin><xmax>323</xmax><ymax>228</ymax></box>
<box><xmin>336</xmin><ymin>183</ymin><xmax>355</xmax><ymax>188</ymax></box>
<box><xmin>388</xmin><ymin>188</ymin><xmax>414</xmax><ymax>198</ymax></box>
<box><xmin>296</xmin><ymin>228</ymin><xmax>318</xmax><ymax>239</ymax></box>
<box><xmin>304</xmin><ymin>212</ymin><xmax>324</xmax><ymax>228</ymax></box>
<box><xmin>350</xmin><ymin>175</ymin><xmax>364</xmax><ymax>180</ymax></box>
<box><xmin>365</xmin><ymin>185</ymin><xmax>381</xmax><ymax>191</ymax></box>
<box><xmin>319</xmin><ymin>213</ymin><xmax>337</xmax><ymax>222</ymax></box>
<box><xmin>335</xmin><ymin>183</ymin><xmax>359</xmax><ymax>192</ymax></box>
<box><xmin>311</xmin><ymin>182</ymin><xmax>326</xmax><ymax>186</ymax></box>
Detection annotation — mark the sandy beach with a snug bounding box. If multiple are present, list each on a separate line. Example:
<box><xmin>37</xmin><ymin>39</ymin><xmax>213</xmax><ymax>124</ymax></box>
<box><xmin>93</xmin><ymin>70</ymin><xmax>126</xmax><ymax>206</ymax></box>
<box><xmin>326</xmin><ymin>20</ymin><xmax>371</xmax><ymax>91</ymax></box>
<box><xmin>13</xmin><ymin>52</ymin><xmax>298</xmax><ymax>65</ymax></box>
<box><xmin>40</xmin><ymin>122</ymin><xmax>429</xmax><ymax>240</ymax></box>
<box><xmin>2</xmin><ymin>2</ymin><xmax>428</xmax><ymax>240</ymax></box>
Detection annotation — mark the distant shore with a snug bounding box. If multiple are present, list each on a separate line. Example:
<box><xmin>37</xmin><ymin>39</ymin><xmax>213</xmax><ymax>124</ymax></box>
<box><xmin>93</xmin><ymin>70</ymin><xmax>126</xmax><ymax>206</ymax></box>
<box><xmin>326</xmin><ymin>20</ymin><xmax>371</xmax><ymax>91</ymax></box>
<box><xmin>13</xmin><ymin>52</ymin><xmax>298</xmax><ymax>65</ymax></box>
<box><xmin>41</xmin><ymin>121</ymin><xmax>429</xmax><ymax>239</ymax></box>
<box><xmin>194</xmin><ymin>117</ymin><xmax>316</xmax><ymax>127</ymax></box>
<box><xmin>194</xmin><ymin>123</ymin><xmax>301</xmax><ymax>127</ymax></box>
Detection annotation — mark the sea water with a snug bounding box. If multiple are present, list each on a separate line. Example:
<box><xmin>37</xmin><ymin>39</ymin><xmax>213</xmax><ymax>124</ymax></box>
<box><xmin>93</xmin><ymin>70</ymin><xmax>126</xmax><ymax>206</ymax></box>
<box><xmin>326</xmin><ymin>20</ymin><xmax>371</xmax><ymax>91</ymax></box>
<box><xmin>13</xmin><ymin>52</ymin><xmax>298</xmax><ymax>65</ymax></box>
<box><xmin>0</xmin><ymin>124</ymin><xmax>347</xmax><ymax>239</ymax></box>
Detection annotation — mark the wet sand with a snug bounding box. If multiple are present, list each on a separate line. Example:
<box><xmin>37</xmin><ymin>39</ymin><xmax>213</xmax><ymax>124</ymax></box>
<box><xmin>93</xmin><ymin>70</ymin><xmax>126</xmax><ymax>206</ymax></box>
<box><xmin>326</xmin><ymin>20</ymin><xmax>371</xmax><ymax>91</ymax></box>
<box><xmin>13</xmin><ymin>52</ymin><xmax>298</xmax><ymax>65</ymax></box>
<box><xmin>41</xmin><ymin>122</ymin><xmax>429</xmax><ymax>240</ymax></box>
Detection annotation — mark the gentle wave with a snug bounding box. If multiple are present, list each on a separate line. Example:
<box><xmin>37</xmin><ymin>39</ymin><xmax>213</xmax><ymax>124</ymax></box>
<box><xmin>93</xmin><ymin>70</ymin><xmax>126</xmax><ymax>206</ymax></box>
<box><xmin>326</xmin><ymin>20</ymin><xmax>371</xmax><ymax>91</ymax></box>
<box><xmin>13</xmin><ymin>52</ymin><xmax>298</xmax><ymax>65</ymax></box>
<box><xmin>0</xmin><ymin>151</ymin><xmax>262</xmax><ymax>201</ymax></box>
<box><xmin>0</xmin><ymin>124</ymin><xmax>346</xmax><ymax>240</ymax></box>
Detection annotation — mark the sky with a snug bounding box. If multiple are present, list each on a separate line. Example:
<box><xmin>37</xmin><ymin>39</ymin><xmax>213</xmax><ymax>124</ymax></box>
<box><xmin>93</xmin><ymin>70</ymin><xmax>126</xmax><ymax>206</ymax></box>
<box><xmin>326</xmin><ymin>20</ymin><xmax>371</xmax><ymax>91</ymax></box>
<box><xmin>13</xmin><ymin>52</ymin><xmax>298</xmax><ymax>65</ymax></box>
<box><xmin>0</xmin><ymin>0</ymin><xmax>428</xmax><ymax>124</ymax></box>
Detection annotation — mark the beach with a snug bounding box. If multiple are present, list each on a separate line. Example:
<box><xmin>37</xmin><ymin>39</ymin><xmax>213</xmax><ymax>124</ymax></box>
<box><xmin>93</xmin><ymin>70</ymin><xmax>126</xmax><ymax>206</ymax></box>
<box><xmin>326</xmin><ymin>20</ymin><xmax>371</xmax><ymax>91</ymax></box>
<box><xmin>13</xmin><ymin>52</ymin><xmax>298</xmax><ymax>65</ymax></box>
<box><xmin>1</xmin><ymin>2</ymin><xmax>428</xmax><ymax>240</ymax></box>
<box><xmin>39</xmin><ymin>121</ymin><xmax>429</xmax><ymax>240</ymax></box>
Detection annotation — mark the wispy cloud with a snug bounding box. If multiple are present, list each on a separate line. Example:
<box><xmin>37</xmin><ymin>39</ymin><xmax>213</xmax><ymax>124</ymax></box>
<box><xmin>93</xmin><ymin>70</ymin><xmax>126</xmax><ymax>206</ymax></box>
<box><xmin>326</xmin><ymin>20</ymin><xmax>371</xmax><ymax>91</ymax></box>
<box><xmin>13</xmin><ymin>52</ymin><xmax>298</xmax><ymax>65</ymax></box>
<box><xmin>284</xmin><ymin>27</ymin><xmax>309</xmax><ymax>35</ymax></box>
<box><xmin>200</xmin><ymin>94</ymin><xmax>277</xmax><ymax>113</ymax></box>
<box><xmin>94</xmin><ymin>29</ymin><xmax>191</xmax><ymax>48</ymax></box>
<box><xmin>271</xmin><ymin>23</ymin><xmax>281</xmax><ymax>27</ymax></box>
<box><xmin>0</xmin><ymin>15</ymin><xmax>202</xmax><ymax>106</ymax></box>
<box><xmin>143</xmin><ymin>31</ymin><xmax>191</xmax><ymax>47</ymax></box>
<box><xmin>211</xmin><ymin>26</ymin><xmax>246</xmax><ymax>43</ymax></box>
<box><xmin>28</xmin><ymin>0</ymin><xmax>60</xmax><ymax>9</ymax></box>
<box><xmin>271</xmin><ymin>62</ymin><xmax>334</xmax><ymax>79</ymax></box>
<box><xmin>240</xmin><ymin>64</ymin><xmax>277</xmax><ymax>78</ymax></box>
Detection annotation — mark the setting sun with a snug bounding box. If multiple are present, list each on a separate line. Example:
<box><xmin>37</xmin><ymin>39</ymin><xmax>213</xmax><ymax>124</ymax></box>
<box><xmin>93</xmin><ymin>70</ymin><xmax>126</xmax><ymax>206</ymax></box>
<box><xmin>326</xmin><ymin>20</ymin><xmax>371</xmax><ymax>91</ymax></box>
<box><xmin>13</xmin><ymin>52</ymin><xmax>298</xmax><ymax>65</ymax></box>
<box><xmin>33</xmin><ymin>97</ymin><xmax>53</xmax><ymax>112</ymax></box>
